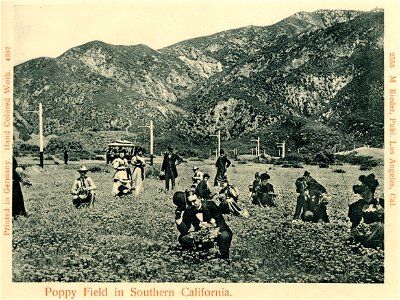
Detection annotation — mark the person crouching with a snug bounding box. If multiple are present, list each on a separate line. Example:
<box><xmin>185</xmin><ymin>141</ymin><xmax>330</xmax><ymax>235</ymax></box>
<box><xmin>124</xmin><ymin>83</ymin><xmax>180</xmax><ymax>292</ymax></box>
<box><xmin>71</xmin><ymin>166</ymin><xmax>96</xmax><ymax>208</ymax></box>
<box><xmin>175</xmin><ymin>191</ymin><xmax>233</xmax><ymax>259</ymax></box>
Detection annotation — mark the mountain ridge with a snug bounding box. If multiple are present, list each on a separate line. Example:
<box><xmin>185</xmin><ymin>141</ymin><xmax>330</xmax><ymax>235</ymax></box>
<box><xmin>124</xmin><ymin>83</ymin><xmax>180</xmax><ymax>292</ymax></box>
<box><xmin>13</xmin><ymin>9</ymin><xmax>384</xmax><ymax>154</ymax></box>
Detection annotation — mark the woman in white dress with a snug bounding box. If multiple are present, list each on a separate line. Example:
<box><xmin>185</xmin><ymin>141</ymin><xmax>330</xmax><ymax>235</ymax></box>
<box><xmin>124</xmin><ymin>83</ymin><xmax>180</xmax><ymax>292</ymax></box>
<box><xmin>112</xmin><ymin>149</ymin><xmax>132</xmax><ymax>196</ymax></box>
<box><xmin>132</xmin><ymin>147</ymin><xmax>146</xmax><ymax>196</ymax></box>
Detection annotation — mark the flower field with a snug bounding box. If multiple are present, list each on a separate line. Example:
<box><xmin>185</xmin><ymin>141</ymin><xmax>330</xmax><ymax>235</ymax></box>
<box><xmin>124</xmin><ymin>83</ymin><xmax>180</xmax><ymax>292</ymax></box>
<box><xmin>12</xmin><ymin>160</ymin><xmax>384</xmax><ymax>283</ymax></box>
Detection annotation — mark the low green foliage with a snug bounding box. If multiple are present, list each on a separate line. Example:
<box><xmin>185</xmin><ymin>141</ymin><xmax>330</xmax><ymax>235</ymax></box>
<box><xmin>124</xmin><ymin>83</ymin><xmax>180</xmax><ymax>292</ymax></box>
<box><xmin>335</xmin><ymin>153</ymin><xmax>381</xmax><ymax>168</ymax></box>
<box><xmin>12</xmin><ymin>161</ymin><xmax>384</xmax><ymax>283</ymax></box>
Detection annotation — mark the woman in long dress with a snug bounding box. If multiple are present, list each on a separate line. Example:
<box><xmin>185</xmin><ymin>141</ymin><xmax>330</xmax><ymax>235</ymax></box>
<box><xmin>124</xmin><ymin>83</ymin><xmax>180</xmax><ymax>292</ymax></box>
<box><xmin>112</xmin><ymin>149</ymin><xmax>132</xmax><ymax>197</ymax></box>
<box><xmin>131</xmin><ymin>147</ymin><xmax>146</xmax><ymax>196</ymax></box>
<box><xmin>12</xmin><ymin>156</ymin><xmax>28</xmax><ymax>218</ymax></box>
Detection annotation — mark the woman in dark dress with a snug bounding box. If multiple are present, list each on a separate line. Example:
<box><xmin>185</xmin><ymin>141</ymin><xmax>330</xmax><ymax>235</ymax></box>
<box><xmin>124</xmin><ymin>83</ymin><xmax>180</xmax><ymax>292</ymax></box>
<box><xmin>348</xmin><ymin>174</ymin><xmax>384</xmax><ymax>249</ymax></box>
<box><xmin>12</xmin><ymin>156</ymin><xmax>28</xmax><ymax>218</ymax></box>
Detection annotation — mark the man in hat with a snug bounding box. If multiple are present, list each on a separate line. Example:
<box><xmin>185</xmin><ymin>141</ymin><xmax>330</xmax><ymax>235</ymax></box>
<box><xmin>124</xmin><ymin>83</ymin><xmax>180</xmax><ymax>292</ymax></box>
<box><xmin>253</xmin><ymin>173</ymin><xmax>276</xmax><ymax>207</ymax></box>
<box><xmin>71</xmin><ymin>166</ymin><xmax>97</xmax><ymax>208</ymax></box>
<box><xmin>112</xmin><ymin>149</ymin><xmax>132</xmax><ymax>197</ymax></box>
<box><xmin>175</xmin><ymin>192</ymin><xmax>233</xmax><ymax>259</ymax></box>
<box><xmin>195</xmin><ymin>173</ymin><xmax>215</xmax><ymax>200</ymax></box>
<box><xmin>191</xmin><ymin>166</ymin><xmax>204</xmax><ymax>186</ymax></box>
<box><xmin>214</xmin><ymin>149</ymin><xmax>231</xmax><ymax>186</ymax></box>
<box><xmin>161</xmin><ymin>145</ymin><xmax>183</xmax><ymax>191</ymax></box>
<box><xmin>348</xmin><ymin>174</ymin><xmax>384</xmax><ymax>249</ymax></box>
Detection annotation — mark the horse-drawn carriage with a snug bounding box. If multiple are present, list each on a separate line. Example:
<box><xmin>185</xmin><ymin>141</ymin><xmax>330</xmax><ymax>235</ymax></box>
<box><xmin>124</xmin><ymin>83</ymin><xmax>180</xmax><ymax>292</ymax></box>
<box><xmin>106</xmin><ymin>140</ymin><xmax>136</xmax><ymax>164</ymax></box>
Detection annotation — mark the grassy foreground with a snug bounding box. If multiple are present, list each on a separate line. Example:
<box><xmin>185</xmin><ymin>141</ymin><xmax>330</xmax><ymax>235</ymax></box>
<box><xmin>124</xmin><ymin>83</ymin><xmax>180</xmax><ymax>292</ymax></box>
<box><xmin>12</xmin><ymin>159</ymin><xmax>384</xmax><ymax>283</ymax></box>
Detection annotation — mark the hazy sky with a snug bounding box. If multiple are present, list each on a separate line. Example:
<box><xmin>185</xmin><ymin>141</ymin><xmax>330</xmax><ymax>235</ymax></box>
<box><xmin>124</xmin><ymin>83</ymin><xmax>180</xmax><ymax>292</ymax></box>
<box><xmin>13</xmin><ymin>0</ymin><xmax>383</xmax><ymax>65</ymax></box>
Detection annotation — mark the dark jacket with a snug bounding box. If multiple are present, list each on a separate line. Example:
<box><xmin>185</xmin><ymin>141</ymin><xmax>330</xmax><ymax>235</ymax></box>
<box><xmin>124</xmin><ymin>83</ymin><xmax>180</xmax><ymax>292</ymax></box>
<box><xmin>161</xmin><ymin>153</ymin><xmax>182</xmax><ymax>178</ymax></box>
<box><xmin>215</xmin><ymin>155</ymin><xmax>231</xmax><ymax>174</ymax></box>
<box><xmin>12</xmin><ymin>157</ymin><xmax>27</xmax><ymax>217</ymax></box>
<box><xmin>177</xmin><ymin>201</ymin><xmax>232</xmax><ymax>236</ymax></box>
<box><xmin>348</xmin><ymin>198</ymin><xmax>384</xmax><ymax>228</ymax></box>
<box><xmin>196</xmin><ymin>180</ymin><xmax>212</xmax><ymax>199</ymax></box>
<box><xmin>305</xmin><ymin>177</ymin><xmax>327</xmax><ymax>196</ymax></box>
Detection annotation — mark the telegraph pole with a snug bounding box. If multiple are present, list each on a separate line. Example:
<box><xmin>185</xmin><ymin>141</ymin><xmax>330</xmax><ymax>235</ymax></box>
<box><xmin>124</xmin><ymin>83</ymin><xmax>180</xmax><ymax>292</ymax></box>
<box><xmin>277</xmin><ymin>141</ymin><xmax>286</xmax><ymax>159</ymax></box>
<box><xmin>139</xmin><ymin>120</ymin><xmax>154</xmax><ymax>165</ymax></box>
<box><xmin>210</xmin><ymin>130</ymin><xmax>221</xmax><ymax>158</ymax></box>
<box><xmin>26</xmin><ymin>103</ymin><xmax>44</xmax><ymax>168</ymax></box>
<box><xmin>251</xmin><ymin>137</ymin><xmax>260</xmax><ymax>162</ymax></box>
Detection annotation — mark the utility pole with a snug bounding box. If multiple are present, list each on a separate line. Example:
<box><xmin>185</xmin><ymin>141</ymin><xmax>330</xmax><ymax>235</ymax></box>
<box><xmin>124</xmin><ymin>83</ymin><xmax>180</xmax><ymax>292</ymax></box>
<box><xmin>210</xmin><ymin>130</ymin><xmax>221</xmax><ymax>158</ymax></box>
<box><xmin>139</xmin><ymin>120</ymin><xmax>154</xmax><ymax>165</ymax></box>
<box><xmin>277</xmin><ymin>141</ymin><xmax>286</xmax><ymax>159</ymax></box>
<box><xmin>251</xmin><ymin>137</ymin><xmax>260</xmax><ymax>162</ymax></box>
<box><xmin>26</xmin><ymin>103</ymin><xmax>44</xmax><ymax>168</ymax></box>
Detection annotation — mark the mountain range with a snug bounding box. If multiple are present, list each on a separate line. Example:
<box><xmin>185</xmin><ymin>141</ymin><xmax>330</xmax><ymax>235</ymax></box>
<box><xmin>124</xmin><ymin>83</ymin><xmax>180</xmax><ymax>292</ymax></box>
<box><xmin>13</xmin><ymin>8</ymin><xmax>384</xmax><ymax>155</ymax></box>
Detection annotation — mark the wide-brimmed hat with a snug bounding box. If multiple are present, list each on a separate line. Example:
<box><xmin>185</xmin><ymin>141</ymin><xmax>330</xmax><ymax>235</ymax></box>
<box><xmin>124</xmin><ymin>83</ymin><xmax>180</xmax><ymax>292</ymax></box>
<box><xmin>203</xmin><ymin>173</ymin><xmax>210</xmax><ymax>179</ymax></box>
<box><xmin>260</xmin><ymin>173</ymin><xmax>270</xmax><ymax>180</ymax></box>
<box><xmin>354</xmin><ymin>173</ymin><xmax>379</xmax><ymax>193</ymax></box>
<box><xmin>167</xmin><ymin>145</ymin><xmax>173</xmax><ymax>151</ymax></box>
<box><xmin>77</xmin><ymin>165</ymin><xmax>89</xmax><ymax>172</ymax></box>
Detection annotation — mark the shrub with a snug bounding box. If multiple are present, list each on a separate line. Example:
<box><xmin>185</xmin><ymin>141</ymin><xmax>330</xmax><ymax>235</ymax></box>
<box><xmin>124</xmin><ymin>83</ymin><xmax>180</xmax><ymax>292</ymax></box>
<box><xmin>198</xmin><ymin>153</ymin><xmax>209</xmax><ymax>160</ymax></box>
<box><xmin>145</xmin><ymin>165</ymin><xmax>161</xmax><ymax>179</ymax></box>
<box><xmin>177</xmin><ymin>148</ymin><xmax>199</xmax><ymax>157</ymax></box>
<box><xmin>285</xmin><ymin>153</ymin><xmax>312</xmax><ymax>164</ymax></box>
<box><xmin>68</xmin><ymin>150</ymin><xmax>93</xmax><ymax>161</ymax></box>
<box><xmin>335</xmin><ymin>153</ymin><xmax>381</xmax><ymax>168</ymax></box>
<box><xmin>315</xmin><ymin>151</ymin><xmax>335</xmax><ymax>164</ymax></box>
<box><xmin>19</xmin><ymin>144</ymin><xmax>40</xmax><ymax>155</ymax></box>
<box><xmin>360</xmin><ymin>164</ymin><xmax>373</xmax><ymax>171</ymax></box>
<box><xmin>88</xmin><ymin>165</ymin><xmax>103</xmax><ymax>173</ymax></box>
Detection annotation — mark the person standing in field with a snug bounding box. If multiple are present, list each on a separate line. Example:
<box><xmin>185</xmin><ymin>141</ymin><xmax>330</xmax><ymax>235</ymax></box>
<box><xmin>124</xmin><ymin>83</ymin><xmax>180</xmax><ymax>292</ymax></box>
<box><xmin>131</xmin><ymin>147</ymin><xmax>146</xmax><ymax>196</ymax></box>
<box><xmin>12</xmin><ymin>156</ymin><xmax>30</xmax><ymax>218</ymax></box>
<box><xmin>161</xmin><ymin>145</ymin><xmax>183</xmax><ymax>191</ymax></box>
<box><xmin>63</xmin><ymin>149</ymin><xmax>69</xmax><ymax>165</ymax></box>
<box><xmin>112</xmin><ymin>149</ymin><xmax>132</xmax><ymax>197</ymax></box>
<box><xmin>71</xmin><ymin>165</ymin><xmax>97</xmax><ymax>208</ymax></box>
<box><xmin>214</xmin><ymin>149</ymin><xmax>231</xmax><ymax>186</ymax></box>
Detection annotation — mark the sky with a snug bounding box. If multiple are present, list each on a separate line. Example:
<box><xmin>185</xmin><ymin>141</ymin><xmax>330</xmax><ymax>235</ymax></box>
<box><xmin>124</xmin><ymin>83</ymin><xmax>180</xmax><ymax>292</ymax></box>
<box><xmin>11</xmin><ymin>0</ymin><xmax>383</xmax><ymax>65</ymax></box>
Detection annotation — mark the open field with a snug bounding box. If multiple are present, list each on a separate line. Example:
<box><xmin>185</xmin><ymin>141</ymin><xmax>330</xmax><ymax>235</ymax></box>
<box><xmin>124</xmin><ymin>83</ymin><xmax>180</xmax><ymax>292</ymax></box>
<box><xmin>12</xmin><ymin>158</ymin><xmax>384</xmax><ymax>283</ymax></box>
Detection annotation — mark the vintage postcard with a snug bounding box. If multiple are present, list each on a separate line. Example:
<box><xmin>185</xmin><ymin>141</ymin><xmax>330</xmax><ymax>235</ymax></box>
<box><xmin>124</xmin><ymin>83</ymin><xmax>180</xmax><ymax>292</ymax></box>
<box><xmin>1</xmin><ymin>0</ymin><xmax>399</xmax><ymax>299</ymax></box>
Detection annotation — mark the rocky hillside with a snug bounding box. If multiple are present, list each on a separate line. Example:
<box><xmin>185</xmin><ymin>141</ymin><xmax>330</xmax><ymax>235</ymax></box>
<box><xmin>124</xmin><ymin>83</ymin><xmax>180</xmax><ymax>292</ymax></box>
<box><xmin>13</xmin><ymin>9</ymin><xmax>384</xmax><ymax>154</ymax></box>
